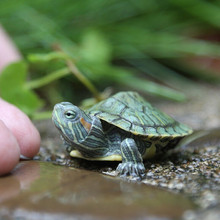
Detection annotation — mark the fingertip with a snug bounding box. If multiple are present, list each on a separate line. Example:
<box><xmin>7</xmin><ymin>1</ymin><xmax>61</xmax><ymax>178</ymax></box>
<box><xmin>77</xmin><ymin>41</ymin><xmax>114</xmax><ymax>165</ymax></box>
<box><xmin>0</xmin><ymin>99</ymin><xmax>41</xmax><ymax>158</ymax></box>
<box><xmin>19</xmin><ymin>124</ymin><xmax>41</xmax><ymax>158</ymax></box>
<box><xmin>0</xmin><ymin>120</ymin><xmax>20</xmax><ymax>176</ymax></box>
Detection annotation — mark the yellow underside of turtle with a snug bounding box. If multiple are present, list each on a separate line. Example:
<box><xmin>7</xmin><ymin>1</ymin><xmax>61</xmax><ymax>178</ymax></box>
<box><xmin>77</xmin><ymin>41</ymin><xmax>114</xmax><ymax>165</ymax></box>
<box><xmin>69</xmin><ymin>144</ymin><xmax>156</xmax><ymax>161</ymax></box>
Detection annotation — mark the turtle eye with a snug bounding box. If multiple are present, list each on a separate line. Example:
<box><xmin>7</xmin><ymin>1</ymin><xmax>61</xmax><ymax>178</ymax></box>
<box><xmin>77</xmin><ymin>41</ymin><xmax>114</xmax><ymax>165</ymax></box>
<box><xmin>64</xmin><ymin>110</ymin><xmax>76</xmax><ymax>119</ymax></box>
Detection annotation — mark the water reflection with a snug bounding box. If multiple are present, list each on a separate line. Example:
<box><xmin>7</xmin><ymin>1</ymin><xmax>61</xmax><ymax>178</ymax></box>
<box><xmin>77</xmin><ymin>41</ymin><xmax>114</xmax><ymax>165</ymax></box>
<box><xmin>0</xmin><ymin>176</ymin><xmax>20</xmax><ymax>203</ymax></box>
<box><xmin>0</xmin><ymin>161</ymin><xmax>40</xmax><ymax>203</ymax></box>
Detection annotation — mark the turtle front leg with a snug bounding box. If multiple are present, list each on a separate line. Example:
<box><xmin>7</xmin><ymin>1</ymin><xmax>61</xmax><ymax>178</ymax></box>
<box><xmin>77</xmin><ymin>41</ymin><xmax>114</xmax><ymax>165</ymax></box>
<box><xmin>116</xmin><ymin>138</ymin><xmax>146</xmax><ymax>180</ymax></box>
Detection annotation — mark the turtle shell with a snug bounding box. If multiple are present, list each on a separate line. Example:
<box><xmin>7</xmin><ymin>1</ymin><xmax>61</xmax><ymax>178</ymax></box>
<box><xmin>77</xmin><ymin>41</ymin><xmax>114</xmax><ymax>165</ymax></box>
<box><xmin>88</xmin><ymin>91</ymin><xmax>192</xmax><ymax>137</ymax></box>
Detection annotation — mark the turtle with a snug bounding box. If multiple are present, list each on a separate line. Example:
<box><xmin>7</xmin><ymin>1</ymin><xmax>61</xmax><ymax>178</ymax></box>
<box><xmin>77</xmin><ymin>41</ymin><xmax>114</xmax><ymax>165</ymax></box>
<box><xmin>52</xmin><ymin>91</ymin><xmax>193</xmax><ymax>180</ymax></box>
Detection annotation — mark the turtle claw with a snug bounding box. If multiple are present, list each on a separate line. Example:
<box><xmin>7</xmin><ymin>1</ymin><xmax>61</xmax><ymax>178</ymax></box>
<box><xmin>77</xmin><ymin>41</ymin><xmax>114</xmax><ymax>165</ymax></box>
<box><xmin>116</xmin><ymin>162</ymin><xmax>146</xmax><ymax>181</ymax></box>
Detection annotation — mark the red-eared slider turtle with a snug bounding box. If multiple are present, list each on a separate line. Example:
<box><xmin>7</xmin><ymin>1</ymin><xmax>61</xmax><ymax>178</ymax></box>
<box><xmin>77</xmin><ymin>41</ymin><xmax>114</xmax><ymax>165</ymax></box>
<box><xmin>52</xmin><ymin>91</ymin><xmax>193</xmax><ymax>180</ymax></box>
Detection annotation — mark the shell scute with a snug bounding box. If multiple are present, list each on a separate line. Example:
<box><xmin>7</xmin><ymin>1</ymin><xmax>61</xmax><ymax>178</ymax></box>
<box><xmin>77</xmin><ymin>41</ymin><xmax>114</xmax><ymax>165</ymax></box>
<box><xmin>88</xmin><ymin>91</ymin><xmax>192</xmax><ymax>137</ymax></box>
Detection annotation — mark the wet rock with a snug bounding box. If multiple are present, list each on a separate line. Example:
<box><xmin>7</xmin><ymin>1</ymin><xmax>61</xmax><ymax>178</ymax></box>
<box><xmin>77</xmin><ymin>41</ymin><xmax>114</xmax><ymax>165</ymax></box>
<box><xmin>0</xmin><ymin>161</ymin><xmax>196</xmax><ymax>220</ymax></box>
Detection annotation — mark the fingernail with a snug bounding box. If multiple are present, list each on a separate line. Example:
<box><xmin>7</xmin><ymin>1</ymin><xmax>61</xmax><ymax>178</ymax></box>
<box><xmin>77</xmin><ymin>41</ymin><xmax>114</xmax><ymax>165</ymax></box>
<box><xmin>20</xmin><ymin>154</ymin><xmax>31</xmax><ymax>160</ymax></box>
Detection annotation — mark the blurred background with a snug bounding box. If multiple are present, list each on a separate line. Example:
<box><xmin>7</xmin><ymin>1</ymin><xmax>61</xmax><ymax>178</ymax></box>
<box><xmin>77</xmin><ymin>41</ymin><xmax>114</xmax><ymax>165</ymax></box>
<box><xmin>0</xmin><ymin>0</ymin><xmax>220</xmax><ymax>118</ymax></box>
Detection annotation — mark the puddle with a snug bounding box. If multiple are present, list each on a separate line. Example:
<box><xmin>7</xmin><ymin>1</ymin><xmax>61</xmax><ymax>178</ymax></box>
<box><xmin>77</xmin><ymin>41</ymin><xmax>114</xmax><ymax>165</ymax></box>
<box><xmin>0</xmin><ymin>161</ymin><xmax>196</xmax><ymax>220</ymax></box>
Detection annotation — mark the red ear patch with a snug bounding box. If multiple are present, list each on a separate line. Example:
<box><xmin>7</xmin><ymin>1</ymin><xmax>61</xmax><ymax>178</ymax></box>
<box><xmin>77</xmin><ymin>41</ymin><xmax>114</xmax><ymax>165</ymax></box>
<box><xmin>80</xmin><ymin>117</ymin><xmax>92</xmax><ymax>132</ymax></box>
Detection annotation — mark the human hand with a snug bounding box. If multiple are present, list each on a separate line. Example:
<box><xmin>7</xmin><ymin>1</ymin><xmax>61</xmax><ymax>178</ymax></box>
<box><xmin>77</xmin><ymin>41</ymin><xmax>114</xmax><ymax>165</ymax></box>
<box><xmin>0</xmin><ymin>25</ymin><xmax>41</xmax><ymax>175</ymax></box>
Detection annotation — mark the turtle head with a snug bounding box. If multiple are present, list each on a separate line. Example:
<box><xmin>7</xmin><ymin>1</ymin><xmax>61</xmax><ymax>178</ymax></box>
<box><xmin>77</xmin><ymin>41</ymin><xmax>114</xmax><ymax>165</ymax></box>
<box><xmin>52</xmin><ymin>102</ymin><xmax>107</xmax><ymax>156</ymax></box>
<box><xmin>52</xmin><ymin>102</ymin><xmax>93</xmax><ymax>145</ymax></box>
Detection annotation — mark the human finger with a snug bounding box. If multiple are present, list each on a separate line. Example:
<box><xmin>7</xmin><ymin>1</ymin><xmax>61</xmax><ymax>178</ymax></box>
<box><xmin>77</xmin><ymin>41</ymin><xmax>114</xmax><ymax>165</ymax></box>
<box><xmin>0</xmin><ymin>98</ymin><xmax>41</xmax><ymax>157</ymax></box>
<box><xmin>0</xmin><ymin>120</ymin><xmax>20</xmax><ymax>175</ymax></box>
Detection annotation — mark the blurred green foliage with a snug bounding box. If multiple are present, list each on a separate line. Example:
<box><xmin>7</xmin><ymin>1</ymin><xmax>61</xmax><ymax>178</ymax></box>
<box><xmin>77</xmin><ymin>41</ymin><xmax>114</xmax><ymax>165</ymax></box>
<box><xmin>0</xmin><ymin>62</ymin><xmax>43</xmax><ymax>115</ymax></box>
<box><xmin>0</xmin><ymin>0</ymin><xmax>220</xmax><ymax>118</ymax></box>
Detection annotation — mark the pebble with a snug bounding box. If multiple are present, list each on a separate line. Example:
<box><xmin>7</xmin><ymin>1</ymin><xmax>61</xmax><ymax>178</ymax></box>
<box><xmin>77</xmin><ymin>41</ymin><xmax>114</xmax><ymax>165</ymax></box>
<box><xmin>142</xmin><ymin>145</ymin><xmax>220</xmax><ymax>212</ymax></box>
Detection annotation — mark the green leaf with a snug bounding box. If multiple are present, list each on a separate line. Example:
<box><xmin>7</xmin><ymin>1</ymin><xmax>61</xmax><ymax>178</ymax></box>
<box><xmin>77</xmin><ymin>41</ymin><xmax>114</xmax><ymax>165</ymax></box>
<box><xmin>0</xmin><ymin>61</ymin><xmax>43</xmax><ymax>115</ymax></box>
<box><xmin>0</xmin><ymin>61</ymin><xmax>27</xmax><ymax>90</ymax></box>
<box><xmin>80</xmin><ymin>29</ymin><xmax>112</xmax><ymax>64</ymax></box>
<box><xmin>169</xmin><ymin>0</ymin><xmax>220</xmax><ymax>28</ymax></box>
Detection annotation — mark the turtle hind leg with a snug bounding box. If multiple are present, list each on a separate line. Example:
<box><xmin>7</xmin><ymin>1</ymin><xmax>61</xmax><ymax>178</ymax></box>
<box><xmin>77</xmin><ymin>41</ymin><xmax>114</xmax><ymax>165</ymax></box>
<box><xmin>116</xmin><ymin>138</ymin><xmax>146</xmax><ymax>180</ymax></box>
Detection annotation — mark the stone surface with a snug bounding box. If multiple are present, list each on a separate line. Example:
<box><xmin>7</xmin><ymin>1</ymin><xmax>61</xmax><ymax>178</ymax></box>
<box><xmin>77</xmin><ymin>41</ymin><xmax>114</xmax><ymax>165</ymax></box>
<box><xmin>0</xmin><ymin>161</ymin><xmax>196</xmax><ymax>220</ymax></box>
